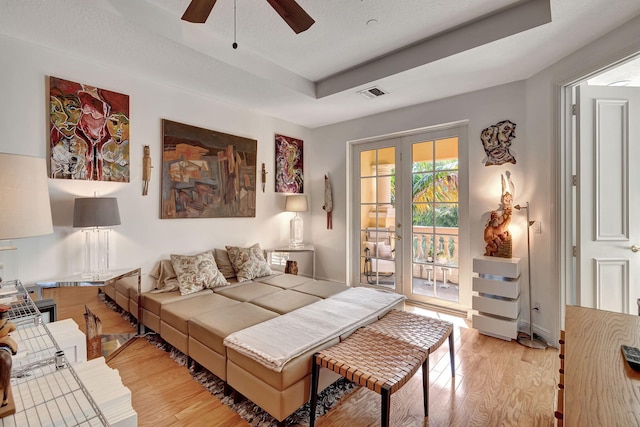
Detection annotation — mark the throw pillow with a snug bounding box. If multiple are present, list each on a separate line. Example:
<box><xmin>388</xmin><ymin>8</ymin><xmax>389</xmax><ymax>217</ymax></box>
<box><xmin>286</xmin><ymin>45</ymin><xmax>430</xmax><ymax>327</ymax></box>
<box><xmin>170</xmin><ymin>251</ymin><xmax>229</xmax><ymax>295</ymax></box>
<box><xmin>214</xmin><ymin>248</ymin><xmax>237</xmax><ymax>279</ymax></box>
<box><xmin>149</xmin><ymin>259</ymin><xmax>180</xmax><ymax>293</ymax></box>
<box><xmin>377</xmin><ymin>242</ymin><xmax>393</xmax><ymax>259</ymax></box>
<box><xmin>225</xmin><ymin>243</ymin><xmax>272</xmax><ymax>282</ymax></box>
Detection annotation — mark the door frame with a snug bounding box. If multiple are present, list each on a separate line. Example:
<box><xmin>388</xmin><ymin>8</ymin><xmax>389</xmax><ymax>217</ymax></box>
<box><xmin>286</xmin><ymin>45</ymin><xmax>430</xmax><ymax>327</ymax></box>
<box><xmin>347</xmin><ymin>120</ymin><xmax>470</xmax><ymax>313</ymax></box>
<box><xmin>557</xmin><ymin>51</ymin><xmax>640</xmax><ymax>336</ymax></box>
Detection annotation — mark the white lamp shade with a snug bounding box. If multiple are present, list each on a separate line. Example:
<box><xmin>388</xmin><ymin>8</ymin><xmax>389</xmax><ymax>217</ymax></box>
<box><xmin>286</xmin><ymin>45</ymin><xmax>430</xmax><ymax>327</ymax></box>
<box><xmin>73</xmin><ymin>197</ymin><xmax>121</xmax><ymax>228</ymax></box>
<box><xmin>0</xmin><ymin>153</ymin><xmax>53</xmax><ymax>240</ymax></box>
<box><xmin>285</xmin><ymin>195</ymin><xmax>308</xmax><ymax>212</ymax></box>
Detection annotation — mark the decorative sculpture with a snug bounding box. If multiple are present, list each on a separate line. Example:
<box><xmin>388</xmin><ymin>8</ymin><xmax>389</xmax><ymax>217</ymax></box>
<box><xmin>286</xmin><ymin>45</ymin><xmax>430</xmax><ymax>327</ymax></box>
<box><xmin>481</xmin><ymin>120</ymin><xmax>517</xmax><ymax>166</ymax></box>
<box><xmin>322</xmin><ymin>174</ymin><xmax>333</xmax><ymax>229</ymax></box>
<box><xmin>484</xmin><ymin>173</ymin><xmax>514</xmax><ymax>258</ymax></box>
<box><xmin>142</xmin><ymin>145</ymin><xmax>152</xmax><ymax>196</ymax></box>
<box><xmin>285</xmin><ymin>260</ymin><xmax>299</xmax><ymax>275</ymax></box>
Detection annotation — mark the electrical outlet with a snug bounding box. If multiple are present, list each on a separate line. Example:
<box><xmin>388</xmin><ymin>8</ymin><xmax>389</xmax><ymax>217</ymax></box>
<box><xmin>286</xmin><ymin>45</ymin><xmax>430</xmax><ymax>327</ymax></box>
<box><xmin>534</xmin><ymin>221</ymin><xmax>542</xmax><ymax>234</ymax></box>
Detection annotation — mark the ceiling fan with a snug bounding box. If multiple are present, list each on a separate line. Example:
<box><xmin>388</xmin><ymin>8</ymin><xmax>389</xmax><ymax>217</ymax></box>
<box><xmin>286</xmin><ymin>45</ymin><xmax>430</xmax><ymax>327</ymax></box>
<box><xmin>181</xmin><ymin>0</ymin><xmax>315</xmax><ymax>34</ymax></box>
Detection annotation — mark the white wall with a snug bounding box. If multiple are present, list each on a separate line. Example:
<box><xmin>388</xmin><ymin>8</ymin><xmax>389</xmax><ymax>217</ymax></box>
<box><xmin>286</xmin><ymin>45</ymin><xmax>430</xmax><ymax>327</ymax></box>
<box><xmin>308</xmin><ymin>82</ymin><xmax>528</xmax><ymax>308</ymax></box>
<box><xmin>0</xmin><ymin>34</ymin><xmax>311</xmax><ymax>291</ymax></box>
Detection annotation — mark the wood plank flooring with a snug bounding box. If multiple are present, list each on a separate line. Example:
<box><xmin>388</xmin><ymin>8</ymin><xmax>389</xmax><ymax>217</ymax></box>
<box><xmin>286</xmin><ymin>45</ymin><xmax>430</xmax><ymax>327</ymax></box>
<box><xmin>47</xmin><ymin>290</ymin><xmax>559</xmax><ymax>426</ymax></box>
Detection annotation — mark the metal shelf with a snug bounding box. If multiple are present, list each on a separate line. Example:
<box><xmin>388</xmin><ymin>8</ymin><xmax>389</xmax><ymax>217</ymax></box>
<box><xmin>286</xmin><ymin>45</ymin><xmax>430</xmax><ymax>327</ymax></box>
<box><xmin>0</xmin><ymin>281</ymin><xmax>108</xmax><ymax>426</ymax></box>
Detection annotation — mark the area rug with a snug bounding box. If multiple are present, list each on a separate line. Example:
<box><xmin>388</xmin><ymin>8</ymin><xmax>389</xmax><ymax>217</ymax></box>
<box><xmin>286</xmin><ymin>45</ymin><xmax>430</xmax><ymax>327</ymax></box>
<box><xmin>146</xmin><ymin>334</ymin><xmax>358</xmax><ymax>427</ymax></box>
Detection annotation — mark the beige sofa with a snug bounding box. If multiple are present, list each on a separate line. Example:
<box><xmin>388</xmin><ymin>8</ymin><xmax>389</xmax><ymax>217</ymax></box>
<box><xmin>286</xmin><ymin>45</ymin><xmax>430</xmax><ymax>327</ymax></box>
<box><xmin>104</xmin><ymin>257</ymin><xmax>404</xmax><ymax>423</ymax></box>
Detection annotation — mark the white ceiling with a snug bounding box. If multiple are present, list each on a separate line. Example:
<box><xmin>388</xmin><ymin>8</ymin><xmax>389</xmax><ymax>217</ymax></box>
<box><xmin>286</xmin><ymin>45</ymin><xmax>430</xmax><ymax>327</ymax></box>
<box><xmin>1</xmin><ymin>0</ymin><xmax>640</xmax><ymax>128</ymax></box>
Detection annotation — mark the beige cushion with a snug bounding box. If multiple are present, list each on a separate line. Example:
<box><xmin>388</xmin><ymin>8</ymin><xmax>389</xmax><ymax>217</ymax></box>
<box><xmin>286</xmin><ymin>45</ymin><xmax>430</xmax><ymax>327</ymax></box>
<box><xmin>225</xmin><ymin>243</ymin><xmax>272</xmax><ymax>282</ymax></box>
<box><xmin>161</xmin><ymin>293</ymin><xmax>240</xmax><ymax>334</ymax></box>
<box><xmin>214</xmin><ymin>248</ymin><xmax>236</xmax><ymax>279</ymax></box>
<box><xmin>256</xmin><ymin>274</ymin><xmax>314</xmax><ymax>289</ymax></box>
<box><xmin>189</xmin><ymin>303</ymin><xmax>279</xmax><ymax>355</ymax></box>
<box><xmin>171</xmin><ymin>251</ymin><xmax>229</xmax><ymax>295</ymax></box>
<box><xmin>250</xmin><ymin>290</ymin><xmax>321</xmax><ymax>315</ymax></box>
<box><xmin>292</xmin><ymin>281</ymin><xmax>349</xmax><ymax>299</ymax></box>
<box><xmin>140</xmin><ymin>289</ymin><xmax>213</xmax><ymax>316</ymax></box>
<box><xmin>149</xmin><ymin>259</ymin><xmax>180</xmax><ymax>292</ymax></box>
<box><xmin>215</xmin><ymin>282</ymin><xmax>281</xmax><ymax>302</ymax></box>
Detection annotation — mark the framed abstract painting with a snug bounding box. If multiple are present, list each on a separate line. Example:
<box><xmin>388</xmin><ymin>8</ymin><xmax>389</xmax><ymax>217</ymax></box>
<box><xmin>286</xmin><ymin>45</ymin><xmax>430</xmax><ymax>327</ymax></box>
<box><xmin>275</xmin><ymin>134</ymin><xmax>303</xmax><ymax>193</ymax></box>
<box><xmin>49</xmin><ymin>76</ymin><xmax>130</xmax><ymax>181</ymax></box>
<box><xmin>161</xmin><ymin>120</ymin><xmax>257</xmax><ymax>219</ymax></box>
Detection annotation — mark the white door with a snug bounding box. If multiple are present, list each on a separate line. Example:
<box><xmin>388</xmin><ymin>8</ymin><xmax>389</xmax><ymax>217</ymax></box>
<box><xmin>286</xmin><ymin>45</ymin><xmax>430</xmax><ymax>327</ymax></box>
<box><xmin>577</xmin><ymin>85</ymin><xmax>640</xmax><ymax>313</ymax></box>
<box><xmin>351</xmin><ymin>124</ymin><xmax>469</xmax><ymax>312</ymax></box>
<box><xmin>352</xmin><ymin>140</ymin><xmax>403</xmax><ymax>293</ymax></box>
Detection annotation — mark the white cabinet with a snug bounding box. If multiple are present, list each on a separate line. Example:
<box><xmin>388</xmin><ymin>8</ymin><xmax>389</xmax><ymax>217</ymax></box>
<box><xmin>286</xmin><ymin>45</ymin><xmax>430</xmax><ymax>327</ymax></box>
<box><xmin>472</xmin><ymin>256</ymin><xmax>521</xmax><ymax>340</ymax></box>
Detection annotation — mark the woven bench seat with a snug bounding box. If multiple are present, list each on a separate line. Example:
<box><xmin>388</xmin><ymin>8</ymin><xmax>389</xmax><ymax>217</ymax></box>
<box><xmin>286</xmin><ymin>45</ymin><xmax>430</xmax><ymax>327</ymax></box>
<box><xmin>310</xmin><ymin>310</ymin><xmax>455</xmax><ymax>427</ymax></box>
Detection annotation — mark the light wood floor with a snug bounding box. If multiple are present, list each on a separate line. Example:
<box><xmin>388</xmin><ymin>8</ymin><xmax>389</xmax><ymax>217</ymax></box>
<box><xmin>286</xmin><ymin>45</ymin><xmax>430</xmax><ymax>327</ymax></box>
<box><xmin>47</xmin><ymin>289</ymin><xmax>559</xmax><ymax>426</ymax></box>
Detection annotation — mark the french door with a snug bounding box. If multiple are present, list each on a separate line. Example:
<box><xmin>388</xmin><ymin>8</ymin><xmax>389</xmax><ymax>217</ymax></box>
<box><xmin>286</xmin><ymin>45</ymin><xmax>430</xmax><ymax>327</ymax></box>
<box><xmin>351</xmin><ymin>124</ymin><xmax>469</xmax><ymax>311</ymax></box>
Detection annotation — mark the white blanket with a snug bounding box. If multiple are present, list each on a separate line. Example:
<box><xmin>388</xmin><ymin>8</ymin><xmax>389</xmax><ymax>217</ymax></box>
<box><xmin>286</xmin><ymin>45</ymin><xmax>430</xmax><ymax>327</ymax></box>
<box><xmin>223</xmin><ymin>287</ymin><xmax>405</xmax><ymax>372</ymax></box>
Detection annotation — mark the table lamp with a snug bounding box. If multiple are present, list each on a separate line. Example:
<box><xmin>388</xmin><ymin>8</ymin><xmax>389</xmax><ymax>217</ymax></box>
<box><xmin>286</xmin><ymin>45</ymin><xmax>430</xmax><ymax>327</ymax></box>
<box><xmin>285</xmin><ymin>195</ymin><xmax>308</xmax><ymax>248</ymax></box>
<box><xmin>73</xmin><ymin>196</ymin><xmax>121</xmax><ymax>279</ymax></box>
<box><xmin>0</xmin><ymin>153</ymin><xmax>53</xmax><ymax>284</ymax></box>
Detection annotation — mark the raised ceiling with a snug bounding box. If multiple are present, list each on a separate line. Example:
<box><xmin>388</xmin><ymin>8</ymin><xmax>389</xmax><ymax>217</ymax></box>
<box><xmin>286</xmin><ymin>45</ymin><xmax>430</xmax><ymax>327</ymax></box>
<box><xmin>1</xmin><ymin>0</ymin><xmax>639</xmax><ymax>128</ymax></box>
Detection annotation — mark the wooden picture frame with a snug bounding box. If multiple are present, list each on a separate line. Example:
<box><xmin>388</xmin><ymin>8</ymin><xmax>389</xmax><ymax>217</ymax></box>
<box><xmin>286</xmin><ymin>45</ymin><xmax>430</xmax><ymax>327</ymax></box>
<box><xmin>161</xmin><ymin>120</ymin><xmax>257</xmax><ymax>218</ymax></box>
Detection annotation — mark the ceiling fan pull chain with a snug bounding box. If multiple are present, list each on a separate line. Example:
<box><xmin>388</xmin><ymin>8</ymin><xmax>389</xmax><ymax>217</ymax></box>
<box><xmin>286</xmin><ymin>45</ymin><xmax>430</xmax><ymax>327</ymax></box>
<box><xmin>232</xmin><ymin>0</ymin><xmax>238</xmax><ymax>49</ymax></box>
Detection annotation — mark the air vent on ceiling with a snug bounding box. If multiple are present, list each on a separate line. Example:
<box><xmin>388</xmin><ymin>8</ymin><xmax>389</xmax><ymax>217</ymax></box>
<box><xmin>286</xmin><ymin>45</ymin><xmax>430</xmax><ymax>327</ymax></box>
<box><xmin>357</xmin><ymin>86</ymin><xmax>388</xmax><ymax>99</ymax></box>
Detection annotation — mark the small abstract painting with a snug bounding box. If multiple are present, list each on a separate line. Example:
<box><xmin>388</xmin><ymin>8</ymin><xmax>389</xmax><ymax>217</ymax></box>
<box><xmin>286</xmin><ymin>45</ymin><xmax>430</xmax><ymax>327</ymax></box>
<box><xmin>275</xmin><ymin>134</ymin><xmax>303</xmax><ymax>193</ymax></box>
<box><xmin>49</xmin><ymin>76</ymin><xmax>130</xmax><ymax>181</ymax></box>
<box><xmin>161</xmin><ymin>120</ymin><xmax>257</xmax><ymax>219</ymax></box>
<box><xmin>480</xmin><ymin>119</ymin><xmax>517</xmax><ymax>166</ymax></box>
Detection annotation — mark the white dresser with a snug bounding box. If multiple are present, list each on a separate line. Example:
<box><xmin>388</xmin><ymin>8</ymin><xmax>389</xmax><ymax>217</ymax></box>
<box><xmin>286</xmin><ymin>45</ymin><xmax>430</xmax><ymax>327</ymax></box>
<box><xmin>472</xmin><ymin>256</ymin><xmax>521</xmax><ymax>340</ymax></box>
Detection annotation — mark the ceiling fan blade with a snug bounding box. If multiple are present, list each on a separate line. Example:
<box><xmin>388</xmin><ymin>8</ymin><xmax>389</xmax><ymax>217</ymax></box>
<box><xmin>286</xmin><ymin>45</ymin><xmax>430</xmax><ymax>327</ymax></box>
<box><xmin>265</xmin><ymin>0</ymin><xmax>315</xmax><ymax>34</ymax></box>
<box><xmin>181</xmin><ymin>0</ymin><xmax>218</xmax><ymax>23</ymax></box>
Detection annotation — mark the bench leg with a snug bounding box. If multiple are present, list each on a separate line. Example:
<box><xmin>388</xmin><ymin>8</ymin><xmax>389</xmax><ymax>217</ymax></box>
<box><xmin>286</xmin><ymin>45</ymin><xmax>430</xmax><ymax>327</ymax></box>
<box><xmin>381</xmin><ymin>386</ymin><xmax>391</xmax><ymax>427</ymax></box>
<box><xmin>310</xmin><ymin>354</ymin><xmax>320</xmax><ymax>427</ymax></box>
<box><xmin>422</xmin><ymin>357</ymin><xmax>429</xmax><ymax>417</ymax></box>
<box><xmin>448</xmin><ymin>331</ymin><xmax>456</xmax><ymax>377</ymax></box>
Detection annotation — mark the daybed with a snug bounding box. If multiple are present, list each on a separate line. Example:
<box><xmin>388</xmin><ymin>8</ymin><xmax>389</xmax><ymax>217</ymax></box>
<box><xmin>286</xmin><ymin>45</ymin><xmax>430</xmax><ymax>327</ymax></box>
<box><xmin>102</xmin><ymin>246</ymin><xmax>405</xmax><ymax>424</ymax></box>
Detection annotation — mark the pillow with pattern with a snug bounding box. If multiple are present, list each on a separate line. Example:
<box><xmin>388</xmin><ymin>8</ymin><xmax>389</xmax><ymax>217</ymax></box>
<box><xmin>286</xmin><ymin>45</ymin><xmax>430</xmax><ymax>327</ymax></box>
<box><xmin>170</xmin><ymin>251</ymin><xmax>229</xmax><ymax>295</ymax></box>
<box><xmin>213</xmin><ymin>248</ymin><xmax>237</xmax><ymax>279</ymax></box>
<box><xmin>225</xmin><ymin>243</ymin><xmax>272</xmax><ymax>282</ymax></box>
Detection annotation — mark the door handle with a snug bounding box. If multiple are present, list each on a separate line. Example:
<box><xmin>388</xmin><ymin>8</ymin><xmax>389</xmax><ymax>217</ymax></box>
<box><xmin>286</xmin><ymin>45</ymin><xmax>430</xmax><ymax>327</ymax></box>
<box><xmin>632</xmin><ymin>244</ymin><xmax>640</xmax><ymax>253</ymax></box>
<box><xmin>393</xmin><ymin>236</ymin><xmax>401</xmax><ymax>240</ymax></box>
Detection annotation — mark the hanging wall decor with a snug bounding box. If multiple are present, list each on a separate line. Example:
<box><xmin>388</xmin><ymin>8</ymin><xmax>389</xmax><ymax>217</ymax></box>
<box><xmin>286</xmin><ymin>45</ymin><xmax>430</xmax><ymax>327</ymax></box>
<box><xmin>480</xmin><ymin>119</ymin><xmax>517</xmax><ymax>166</ymax></box>
<box><xmin>275</xmin><ymin>134</ymin><xmax>303</xmax><ymax>193</ymax></box>
<box><xmin>49</xmin><ymin>76</ymin><xmax>130</xmax><ymax>181</ymax></box>
<box><xmin>323</xmin><ymin>174</ymin><xmax>333</xmax><ymax>229</ymax></box>
<box><xmin>161</xmin><ymin>119</ymin><xmax>257</xmax><ymax>219</ymax></box>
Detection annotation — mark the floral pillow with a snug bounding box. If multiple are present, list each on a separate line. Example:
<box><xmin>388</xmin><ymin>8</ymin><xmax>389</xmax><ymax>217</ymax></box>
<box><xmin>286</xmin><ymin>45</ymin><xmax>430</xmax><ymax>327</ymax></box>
<box><xmin>225</xmin><ymin>243</ymin><xmax>272</xmax><ymax>282</ymax></box>
<box><xmin>170</xmin><ymin>251</ymin><xmax>229</xmax><ymax>295</ymax></box>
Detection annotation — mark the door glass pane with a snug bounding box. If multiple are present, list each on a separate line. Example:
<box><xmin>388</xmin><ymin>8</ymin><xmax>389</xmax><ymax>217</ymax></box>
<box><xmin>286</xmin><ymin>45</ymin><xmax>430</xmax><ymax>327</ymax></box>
<box><xmin>411</xmin><ymin>138</ymin><xmax>459</xmax><ymax>303</ymax></box>
<box><xmin>358</xmin><ymin>147</ymin><xmax>396</xmax><ymax>289</ymax></box>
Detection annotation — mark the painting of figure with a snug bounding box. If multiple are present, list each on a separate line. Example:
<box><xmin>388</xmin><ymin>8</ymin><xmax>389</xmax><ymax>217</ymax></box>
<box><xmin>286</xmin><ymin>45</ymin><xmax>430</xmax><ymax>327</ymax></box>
<box><xmin>275</xmin><ymin>134</ymin><xmax>303</xmax><ymax>193</ymax></box>
<box><xmin>161</xmin><ymin>120</ymin><xmax>257</xmax><ymax>219</ymax></box>
<box><xmin>49</xmin><ymin>76</ymin><xmax>130</xmax><ymax>181</ymax></box>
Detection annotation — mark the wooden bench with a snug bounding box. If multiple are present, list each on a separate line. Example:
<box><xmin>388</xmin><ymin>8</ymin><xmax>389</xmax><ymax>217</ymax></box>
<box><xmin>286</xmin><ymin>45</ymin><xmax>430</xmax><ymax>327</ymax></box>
<box><xmin>310</xmin><ymin>310</ymin><xmax>455</xmax><ymax>426</ymax></box>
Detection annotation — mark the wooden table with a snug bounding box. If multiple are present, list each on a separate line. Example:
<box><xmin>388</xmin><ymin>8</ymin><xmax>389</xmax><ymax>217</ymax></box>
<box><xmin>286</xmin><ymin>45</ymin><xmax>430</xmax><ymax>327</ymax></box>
<box><xmin>565</xmin><ymin>305</ymin><xmax>640</xmax><ymax>426</ymax></box>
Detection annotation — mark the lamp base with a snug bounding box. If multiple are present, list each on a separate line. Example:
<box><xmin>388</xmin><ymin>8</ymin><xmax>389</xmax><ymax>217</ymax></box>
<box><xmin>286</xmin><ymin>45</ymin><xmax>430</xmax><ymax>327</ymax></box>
<box><xmin>517</xmin><ymin>335</ymin><xmax>547</xmax><ymax>349</ymax></box>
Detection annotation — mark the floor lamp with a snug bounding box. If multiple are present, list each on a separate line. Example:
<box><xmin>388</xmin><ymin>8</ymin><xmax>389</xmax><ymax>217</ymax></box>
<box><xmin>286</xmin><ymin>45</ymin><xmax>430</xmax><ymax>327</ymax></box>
<box><xmin>0</xmin><ymin>153</ymin><xmax>54</xmax><ymax>284</ymax></box>
<box><xmin>514</xmin><ymin>202</ymin><xmax>546</xmax><ymax>349</ymax></box>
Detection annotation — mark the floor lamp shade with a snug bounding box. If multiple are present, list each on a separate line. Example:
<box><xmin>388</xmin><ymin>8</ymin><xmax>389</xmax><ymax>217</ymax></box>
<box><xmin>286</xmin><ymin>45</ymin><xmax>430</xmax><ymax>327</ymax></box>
<box><xmin>73</xmin><ymin>197</ymin><xmax>121</xmax><ymax>278</ymax></box>
<box><xmin>0</xmin><ymin>153</ymin><xmax>53</xmax><ymax>240</ymax></box>
<box><xmin>285</xmin><ymin>195</ymin><xmax>308</xmax><ymax>248</ymax></box>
